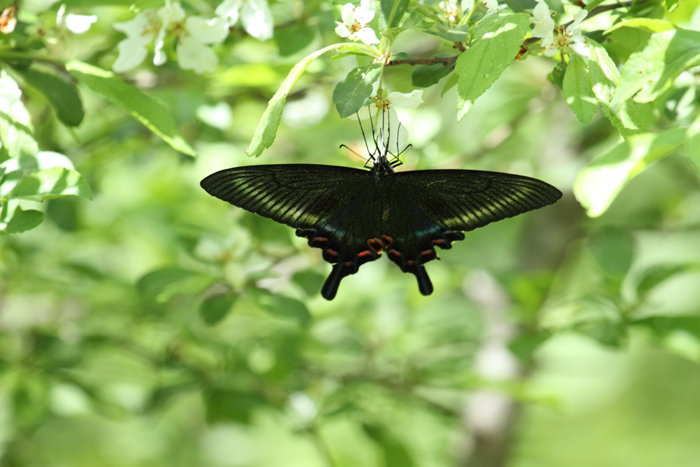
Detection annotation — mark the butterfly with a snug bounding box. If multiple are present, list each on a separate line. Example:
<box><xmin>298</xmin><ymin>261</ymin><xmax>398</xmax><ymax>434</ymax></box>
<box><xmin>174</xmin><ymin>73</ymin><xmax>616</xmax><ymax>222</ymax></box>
<box><xmin>201</xmin><ymin>119</ymin><xmax>562</xmax><ymax>300</ymax></box>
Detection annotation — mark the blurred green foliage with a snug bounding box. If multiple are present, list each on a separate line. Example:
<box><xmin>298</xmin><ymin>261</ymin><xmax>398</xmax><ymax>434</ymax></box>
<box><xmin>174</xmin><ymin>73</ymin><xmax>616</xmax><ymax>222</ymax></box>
<box><xmin>0</xmin><ymin>0</ymin><xmax>699</xmax><ymax>466</ymax></box>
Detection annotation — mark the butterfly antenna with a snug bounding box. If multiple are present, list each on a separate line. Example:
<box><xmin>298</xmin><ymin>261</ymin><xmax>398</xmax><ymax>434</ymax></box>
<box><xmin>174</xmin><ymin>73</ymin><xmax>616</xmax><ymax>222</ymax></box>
<box><xmin>356</xmin><ymin>111</ymin><xmax>375</xmax><ymax>162</ymax></box>
<box><xmin>385</xmin><ymin>108</ymin><xmax>392</xmax><ymax>159</ymax></box>
<box><xmin>368</xmin><ymin>107</ymin><xmax>382</xmax><ymax>158</ymax></box>
<box><xmin>339</xmin><ymin>143</ymin><xmax>365</xmax><ymax>163</ymax></box>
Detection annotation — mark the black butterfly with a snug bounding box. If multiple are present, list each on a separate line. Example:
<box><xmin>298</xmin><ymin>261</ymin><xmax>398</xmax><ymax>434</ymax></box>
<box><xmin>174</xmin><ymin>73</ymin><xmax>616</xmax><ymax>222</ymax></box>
<box><xmin>202</xmin><ymin>115</ymin><xmax>561</xmax><ymax>300</ymax></box>
<box><xmin>201</xmin><ymin>153</ymin><xmax>562</xmax><ymax>300</ymax></box>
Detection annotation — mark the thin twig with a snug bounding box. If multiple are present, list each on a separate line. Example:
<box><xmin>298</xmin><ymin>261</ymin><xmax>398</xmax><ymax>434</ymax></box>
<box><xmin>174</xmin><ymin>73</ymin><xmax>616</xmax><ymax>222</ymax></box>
<box><xmin>386</xmin><ymin>55</ymin><xmax>458</xmax><ymax>67</ymax></box>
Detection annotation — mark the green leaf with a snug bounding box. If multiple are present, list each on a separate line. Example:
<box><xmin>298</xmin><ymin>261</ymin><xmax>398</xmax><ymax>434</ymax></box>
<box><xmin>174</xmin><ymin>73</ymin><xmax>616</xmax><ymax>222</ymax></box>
<box><xmin>15</xmin><ymin>67</ymin><xmax>84</xmax><ymax>127</ymax></box>
<box><xmin>0</xmin><ymin>72</ymin><xmax>37</xmax><ymax>160</ymax></box>
<box><xmin>292</xmin><ymin>270</ymin><xmax>325</xmax><ymax>297</ymax></box>
<box><xmin>7</xmin><ymin>167</ymin><xmax>92</xmax><ymax>201</ymax></box>
<box><xmin>332</xmin><ymin>65</ymin><xmax>381</xmax><ymax>118</ymax></box>
<box><xmin>573</xmin><ymin>128</ymin><xmax>687</xmax><ymax>217</ymax></box>
<box><xmin>612</xmin><ymin>30</ymin><xmax>700</xmax><ymax>108</ymax></box>
<box><xmin>275</xmin><ymin>23</ymin><xmax>316</xmax><ymax>57</ymax></box>
<box><xmin>3</xmin><ymin>207</ymin><xmax>43</xmax><ymax>234</ymax></box>
<box><xmin>636</xmin><ymin>264</ymin><xmax>700</xmax><ymax>299</ymax></box>
<box><xmin>381</xmin><ymin>0</ymin><xmax>410</xmax><ymax>29</ymax></box>
<box><xmin>441</xmin><ymin>72</ymin><xmax>458</xmax><ymax>96</ymax></box>
<box><xmin>686</xmin><ymin>113</ymin><xmax>700</xmax><ymax>172</ymax></box>
<box><xmin>203</xmin><ymin>388</ymin><xmax>267</xmax><ymax>425</ymax></box>
<box><xmin>66</xmin><ymin>60</ymin><xmax>196</xmax><ymax>157</ymax></box>
<box><xmin>247</xmin><ymin>43</ymin><xmax>348</xmax><ymax>157</ymax></box>
<box><xmin>562</xmin><ymin>54</ymin><xmax>597</xmax><ymax>124</ymax></box>
<box><xmin>199</xmin><ymin>293</ymin><xmax>237</xmax><ymax>326</ymax></box>
<box><xmin>412</xmin><ymin>63</ymin><xmax>455</xmax><ymax>88</ymax></box>
<box><xmin>588</xmin><ymin>40</ymin><xmax>651</xmax><ymax>135</ymax></box>
<box><xmin>362</xmin><ymin>424</ymin><xmax>416</xmax><ymax>467</ymax></box>
<box><xmin>424</xmin><ymin>23</ymin><xmax>470</xmax><ymax>42</ymax></box>
<box><xmin>588</xmin><ymin>227</ymin><xmax>634</xmax><ymax>276</ymax></box>
<box><xmin>455</xmin><ymin>13</ymin><xmax>530</xmax><ymax>120</ymax></box>
<box><xmin>664</xmin><ymin>0</ymin><xmax>681</xmax><ymax>12</ymax></box>
<box><xmin>137</xmin><ymin>267</ymin><xmax>214</xmax><ymax>302</ymax></box>
<box><xmin>603</xmin><ymin>18</ymin><xmax>677</xmax><ymax>36</ymax></box>
<box><xmin>252</xmin><ymin>290</ymin><xmax>311</xmax><ymax>327</ymax></box>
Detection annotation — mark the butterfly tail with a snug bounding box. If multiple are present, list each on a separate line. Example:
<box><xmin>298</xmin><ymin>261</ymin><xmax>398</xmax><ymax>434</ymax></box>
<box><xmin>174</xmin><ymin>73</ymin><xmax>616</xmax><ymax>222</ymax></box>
<box><xmin>321</xmin><ymin>262</ymin><xmax>357</xmax><ymax>300</ymax></box>
<box><xmin>413</xmin><ymin>265</ymin><xmax>433</xmax><ymax>296</ymax></box>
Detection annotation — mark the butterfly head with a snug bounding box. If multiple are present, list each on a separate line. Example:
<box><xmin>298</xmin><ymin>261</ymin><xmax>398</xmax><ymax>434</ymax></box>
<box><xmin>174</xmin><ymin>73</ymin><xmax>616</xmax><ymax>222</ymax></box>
<box><xmin>347</xmin><ymin>107</ymin><xmax>411</xmax><ymax>175</ymax></box>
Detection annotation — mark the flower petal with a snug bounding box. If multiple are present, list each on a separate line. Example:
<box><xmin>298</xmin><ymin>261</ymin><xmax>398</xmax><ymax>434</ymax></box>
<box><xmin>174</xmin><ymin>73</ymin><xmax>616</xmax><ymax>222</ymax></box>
<box><xmin>185</xmin><ymin>16</ymin><xmax>229</xmax><ymax>44</ymax></box>
<box><xmin>461</xmin><ymin>0</ymin><xmax>475</xmax><ymax>11</ymax></box>
<box><xmin>215</xmin><ymin>0</ymin><xmax>243</xmax><ymax>25</ymax></box>
<box><xmin>65</xmin><ymin>14</ymin><xmax>97</xmax><ymax>34</ymax></box>
<box><xmin>114</xmin><ymin>9</ymin><xmax>156</xmax><ymax>37</ymax></box>
<box><xmin>387</xmin><ymin>90</ymin><xmax>423</xmax><ymax>109</ymax></box>
<box><xmin>335</xmin><ymin>23</ymin><xmax>351</xmax><ymax>38</ymax></box>
<box><xmin>157</xmin><ymin>1</ymin><xmax>186</xmax><ymax>24</ymax></box>
<box><xmin>353</xmin><ymin>26</ymin><xmax>379</xmax><ymax>45</ymax></box>
<box><xmin>177</xmin><ymin>36</ymin><xmax>218</xmax><ymax>74</ymax></box>
<box><xmin>112</xmin><ymin>36</ymin><xmax>150</xmax><ymax>72</ymax></box>
<box><xmin>341</xmin><ymin>3</ymin><xmax>356</xmax><ymax>25</ymax></box>
<box><xmin>240</xmin><ymin>0</ymin><xmax>274</xmax><ymax>41</ymax></box>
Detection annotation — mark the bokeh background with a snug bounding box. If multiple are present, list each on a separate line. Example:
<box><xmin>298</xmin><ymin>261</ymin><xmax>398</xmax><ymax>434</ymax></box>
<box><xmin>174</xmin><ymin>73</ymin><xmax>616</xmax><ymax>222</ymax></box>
<box><xmin>2</xmin><ymin>1</ymin><xmax>700</xmax><ymax>466</ymax></box>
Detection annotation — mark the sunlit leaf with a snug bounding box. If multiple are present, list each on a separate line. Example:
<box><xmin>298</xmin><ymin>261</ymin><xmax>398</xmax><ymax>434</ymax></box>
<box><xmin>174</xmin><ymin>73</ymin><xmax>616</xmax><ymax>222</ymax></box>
<box><xmin>3</xmin><ymin>207</ymin><xmax>43</xmax><ymax>234</ymax></box>
<box><xmin>588</xmin><ymin>40</ymin><xmax>651</xmax><ymax>135</ymax></box>
<box><xmin>456</xmin><ymin>13</ymin><xmax>530</xmax><ymax>120</ymax></box>
<box><xmin>247</xmin><ymin>43</ymin><xmax>348</xmax><ymax>157</ymax></box>
<box><xmin>332</xmin><ymin>64</ymin><xmax>381</xmax><ymax>118</ymax></box>
<box><xmin>574</xmin><ymin>128</ymin><xmax>686</xmax><ymax>217</ymax></box>
<box><xmin>66</xmin><ymin>60</ymin><xmax>196</xmax><ymax>157</ymax></box>
<box><xmin>7</xmin><ymin>166</ymin><xmax>92</xmax><ymax>201</ymax></box>
<box><xmin>603</xmin><ymin>18</ymin><xmax>677</xmax><ymax>35</ymax></box>
<box><xmin>612</xmin><ymin>30</ymin><xmax>700</xmax><ymax>107</ymax></box>
<box><xmin>563</xmin><ymin>54</ymin><xmax>597</xmax><ymax>125</ymax></box>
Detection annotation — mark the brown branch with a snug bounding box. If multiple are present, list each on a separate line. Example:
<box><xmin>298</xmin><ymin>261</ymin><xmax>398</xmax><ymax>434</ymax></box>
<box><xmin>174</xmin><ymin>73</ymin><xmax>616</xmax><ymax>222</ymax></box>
<box><xmin>386</xmin><ymin>55</ymin><xmax>458</xmax><ymax>67</ymax></box>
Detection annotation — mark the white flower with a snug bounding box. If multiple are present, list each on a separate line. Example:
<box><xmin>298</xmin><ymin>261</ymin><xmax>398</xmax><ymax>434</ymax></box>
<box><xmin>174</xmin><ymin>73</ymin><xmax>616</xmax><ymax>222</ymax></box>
<box><xmin>215</xmin><ymin>0</ymin><xmax>274</xmax><ymax>41</ymax></box>
<box><xmin>177</xmin><ymin>16</ymin><xmax>229</xmax><ymax>74</ymax></box>
<box><xmin>439</xmin><ymin>0</ymin><xmax>459</xmax><ymax>22</ymax></box>
<box><xmin>540</xmin><ymin>8</ymin><xmax>589</xmax><ymax>60</ymax></box>
<box><xmin>56</xmin><ymin>4</ymin><xmax>97</xmax><ymax>34</ymax></box>
<box><xmin>531</xmin><ymin>0</ymin><xmax>554</xmax><ymax>38</ymax></box>
<box><xmin>153</xmin><ymin>1</ymin><xmax>186</xmax><ymax>66</ymax></box>
<box><xmin>462</xmin><ymin>0</ymin><xmax>475</xmax><ymax>12</ymax></box>
<box><xmin>65</xmin><ymin>14</ymin><xmax>97</xmax><ymax>33</ymax></box>
<box><xmin>335</xmin><ymin>0</ymin><xmax>379</xmax><ymax>45</ymax></box>
<box><xmin>112</xmin><ymin>8</ymin><xmax>160</xmax><ymax>73</ymax></box>
<box><xmin>482</xmin><ymin>0</ymin><xmax>506</xmax><ymax>13</ymax></box>
<box><xmin>112</xmin><ymin>1</ymin><xmax>229</xmax><ymax>74</ymax></box>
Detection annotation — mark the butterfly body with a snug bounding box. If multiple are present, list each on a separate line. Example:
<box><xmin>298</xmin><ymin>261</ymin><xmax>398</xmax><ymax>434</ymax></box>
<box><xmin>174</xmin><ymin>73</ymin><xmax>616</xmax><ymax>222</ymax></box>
<box><xmin>201</xmin><ymin>155</ymin><xmax>561</xmax><ymax>300</ymax></box>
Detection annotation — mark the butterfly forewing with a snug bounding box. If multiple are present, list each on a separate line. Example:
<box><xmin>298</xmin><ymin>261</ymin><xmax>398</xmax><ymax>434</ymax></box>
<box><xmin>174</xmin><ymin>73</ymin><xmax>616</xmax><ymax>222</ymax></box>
<box><xmin>394</xmin><ymin>170</ymin><xmax>562</xmax><ymax>232</ymax></box>
<box><xmin>200</xmin><ymin>165</ymin><xmax>372</xmax><ymax>229</ymax></box>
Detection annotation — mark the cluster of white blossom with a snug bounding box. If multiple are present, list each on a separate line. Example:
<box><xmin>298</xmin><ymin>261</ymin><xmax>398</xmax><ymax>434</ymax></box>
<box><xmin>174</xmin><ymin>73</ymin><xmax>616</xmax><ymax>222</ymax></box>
<box><xmin>530</xmin><ymin>0</ymin><xmax>589</xmax><ymax>60</ymax></box>
<box><xmin>334</xmin><ymin>0</ymin><xmax>379</xmax><ymax>45</ymax></box>
<box><xmin>112</xmin><ymin>0</ymin><xmax>273</xmax><ymax>75</ymax></box>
